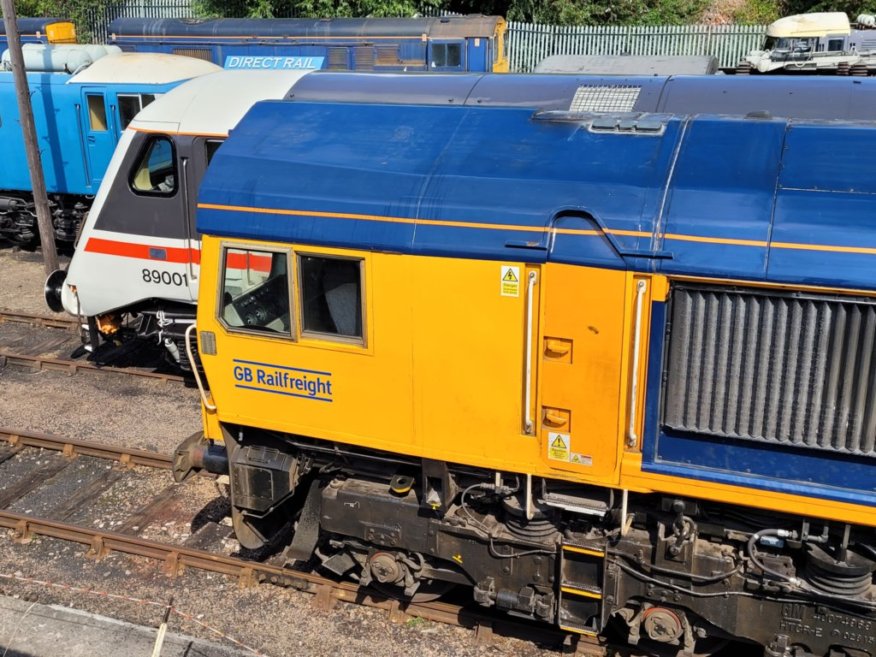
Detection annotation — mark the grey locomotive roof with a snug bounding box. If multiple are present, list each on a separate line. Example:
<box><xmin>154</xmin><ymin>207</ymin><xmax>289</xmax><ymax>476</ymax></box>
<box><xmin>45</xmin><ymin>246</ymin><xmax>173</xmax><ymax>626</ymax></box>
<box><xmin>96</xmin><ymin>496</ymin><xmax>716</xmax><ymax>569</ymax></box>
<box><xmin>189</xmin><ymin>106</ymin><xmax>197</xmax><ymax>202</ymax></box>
<box><xmin>108</xmin><ymin>16</ymin><xmax>503</xmax><ymax>39</ymax></box>
<box><xmin>286</xmin><ymin>72</ymin><xmax>876</xmax><ymax>120</ymax></box>
<box><xmin>534</xmin><ymin>55</ymin><xmax>720</xmax><ymax>75</ymax></box>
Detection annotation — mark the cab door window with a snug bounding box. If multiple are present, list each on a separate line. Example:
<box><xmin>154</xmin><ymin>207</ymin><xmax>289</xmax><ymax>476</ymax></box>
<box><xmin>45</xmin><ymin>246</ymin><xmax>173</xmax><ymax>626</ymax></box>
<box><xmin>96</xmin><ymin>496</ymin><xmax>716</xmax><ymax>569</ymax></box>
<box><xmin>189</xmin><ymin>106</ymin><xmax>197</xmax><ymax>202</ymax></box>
<box><xmin>86</xmin><ymin>94</ymin><xmax>108</xmax><ymax>131</ymax></box>
<box><xmin>130</xmin><ymin>136</ymin><xmax>177</xmax><ymax>195</ymax></box>
<box><xmin>299</xmin><ymin>254</ymin><xmax>364</xmax><ymax>342</ymax></box>
<box><xmin>220</xmin><ymin>248</ymin><xmax>292</xmax><ymax>337</ymax></box>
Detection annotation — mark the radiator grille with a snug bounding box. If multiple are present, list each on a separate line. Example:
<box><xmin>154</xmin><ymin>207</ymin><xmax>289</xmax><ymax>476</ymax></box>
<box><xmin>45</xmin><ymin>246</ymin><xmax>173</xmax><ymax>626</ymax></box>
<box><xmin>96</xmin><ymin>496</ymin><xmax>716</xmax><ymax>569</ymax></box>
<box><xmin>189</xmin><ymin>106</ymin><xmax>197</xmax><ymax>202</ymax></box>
<box><xmin>663</xmin><ymin>287</ymin><xmax>876</xmax><ymax>457</ymax></box>
<box><xmin>327</xmin><ymin>47</ymin><xmax>348</xmax><ymax>70</ymax></box>
<box><xmin>172</xmin><ymin>47</ymin><xmax>213</xmax><ymax>62</ymax></box>
<box><xmin>375</xmin><ymin>45</ymin><xmax>401</xmax><ymax>66</ymax></box>
<box><xmin>354</xmin><ymin>46</ymin><xmax>374</xmax><ymax>70</ymax></box>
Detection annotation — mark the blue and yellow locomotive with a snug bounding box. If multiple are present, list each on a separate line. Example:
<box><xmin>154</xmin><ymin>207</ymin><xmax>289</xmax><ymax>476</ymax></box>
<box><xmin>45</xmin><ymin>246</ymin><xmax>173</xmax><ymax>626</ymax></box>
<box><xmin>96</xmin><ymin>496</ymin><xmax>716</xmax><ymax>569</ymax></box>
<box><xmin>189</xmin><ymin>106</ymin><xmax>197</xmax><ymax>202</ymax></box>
<box><xmin>108</xmin><ymin>16</ymin><xmax>508</xmax><ymax>73</ymax></box>
<box><xmin>154</xmin><ymin>72</ymin><xmax>876</xmax><ymax>654</ymax></box>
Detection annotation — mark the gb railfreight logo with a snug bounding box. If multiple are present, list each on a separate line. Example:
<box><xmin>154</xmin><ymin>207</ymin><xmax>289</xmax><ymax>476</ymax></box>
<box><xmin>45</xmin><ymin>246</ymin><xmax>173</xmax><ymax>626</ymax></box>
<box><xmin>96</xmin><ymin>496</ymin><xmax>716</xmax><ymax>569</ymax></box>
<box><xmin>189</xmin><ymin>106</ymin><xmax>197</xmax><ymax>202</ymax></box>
<box><xmin>232</xmin><ymin>359</ymin><xmax>333</xmax><ymax>402</ymax></box>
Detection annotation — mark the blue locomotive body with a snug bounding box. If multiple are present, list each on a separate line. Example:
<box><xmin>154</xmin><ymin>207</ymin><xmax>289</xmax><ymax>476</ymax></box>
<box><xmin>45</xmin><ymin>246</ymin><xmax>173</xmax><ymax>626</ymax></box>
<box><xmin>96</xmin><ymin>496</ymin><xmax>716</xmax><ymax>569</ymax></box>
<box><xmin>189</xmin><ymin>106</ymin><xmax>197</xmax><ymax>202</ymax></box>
<box><xmin>107</xmin><ymin>16</ymin><xmax>509</xmax><ymax>73</ymax></box>
<box><xmin>0</xmin><ymin>53</ymin><xmax>219</xmax><ymax>244</ymax></box>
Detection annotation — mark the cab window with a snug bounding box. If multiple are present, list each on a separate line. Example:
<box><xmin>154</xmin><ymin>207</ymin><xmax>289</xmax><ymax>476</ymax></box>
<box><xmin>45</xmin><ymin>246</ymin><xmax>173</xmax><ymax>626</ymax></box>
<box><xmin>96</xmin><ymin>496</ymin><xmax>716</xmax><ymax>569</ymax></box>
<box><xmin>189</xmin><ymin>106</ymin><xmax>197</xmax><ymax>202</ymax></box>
<box><xmin>299</xmin><ymin>254</ymin><xmax>363</xmax><ymax>341</ymax></box>
<box><xmin>220</xmin><ymin>248</ymin><xmax>292</xmax><ymax>337</ymax></box>
<box><xmin>118</xmin><ymin>93</ymin><xmax>158</xmax><ymax>130</ymax></box>
<box><xmin>205</xmin><ymin>139</ymin><xmax>224</xmax><ymax>165</ymax></box>
<box><xmin>431</xmin><ymin>42</ymin><xmax>462</xmax><ymax>68</ymax></box>
<box><xmin>130</xmin><ymin>136</ymin><xmax>177</xmax><ymax>195</ymax></box>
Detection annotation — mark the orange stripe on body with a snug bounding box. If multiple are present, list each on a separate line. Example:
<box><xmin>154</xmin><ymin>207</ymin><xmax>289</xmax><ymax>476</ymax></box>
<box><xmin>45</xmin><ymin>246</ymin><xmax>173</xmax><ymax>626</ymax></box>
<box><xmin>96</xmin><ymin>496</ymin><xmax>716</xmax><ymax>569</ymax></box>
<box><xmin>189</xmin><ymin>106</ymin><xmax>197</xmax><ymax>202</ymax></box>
<box><xmin>198</xmin><ymin>203</ymin><xmax>876</xmax><ymax>260</ymax></box>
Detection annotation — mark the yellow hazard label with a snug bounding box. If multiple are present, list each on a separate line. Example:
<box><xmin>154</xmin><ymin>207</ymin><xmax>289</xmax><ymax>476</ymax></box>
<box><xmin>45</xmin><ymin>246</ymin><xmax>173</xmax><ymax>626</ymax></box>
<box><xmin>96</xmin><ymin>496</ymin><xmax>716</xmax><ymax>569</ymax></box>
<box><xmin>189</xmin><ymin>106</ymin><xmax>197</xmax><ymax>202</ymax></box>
<box><xmin>500</xmin><ymin>265</ymin><xmax>520</xmax><ymax>297</ymax></box>
<box><xmin>547</xmin><ymin>432</ymin><xmax>570</xmax><ymax>462</ymax></box>
<box><xmin>570</xmin><ymin>452</ymin><xmax>593</xmax><ymax>466</ymax></box>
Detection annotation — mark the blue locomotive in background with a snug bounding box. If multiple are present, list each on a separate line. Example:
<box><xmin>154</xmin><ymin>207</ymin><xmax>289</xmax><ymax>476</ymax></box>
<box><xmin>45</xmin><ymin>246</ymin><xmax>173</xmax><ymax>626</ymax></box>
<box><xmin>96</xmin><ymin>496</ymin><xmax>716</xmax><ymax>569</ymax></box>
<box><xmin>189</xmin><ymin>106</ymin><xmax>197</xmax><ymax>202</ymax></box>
<box><xmin>0</xmin><ymin>45</ymin><xmax>219</xmax><ymax>245</ymax></box>
<box><xmin>107</xmin><ymin>16</ymin><xmax>509</xmax><ymax>72</ymax></box>
<box><xmin>0</xmin><ymin>17</ymin><xmax>76</xmax><ymax>51</ymax></box>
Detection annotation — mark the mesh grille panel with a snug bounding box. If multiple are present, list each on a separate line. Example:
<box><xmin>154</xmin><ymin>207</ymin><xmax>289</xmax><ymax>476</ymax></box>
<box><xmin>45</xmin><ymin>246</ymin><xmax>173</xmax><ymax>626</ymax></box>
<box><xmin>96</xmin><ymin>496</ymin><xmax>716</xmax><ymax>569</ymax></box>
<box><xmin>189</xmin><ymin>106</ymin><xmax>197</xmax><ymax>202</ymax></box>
<box><xmin>569</xmin><ymin>85</ymin><xmax>640</xmax><ymax>113</ymax></box>
<box><xmin>375</xmin><ymin>45</ymin><xmax>401</xmax><ymax>66</ymax></box>
<box><xmin>327</xmin><ymin>47</ymin><xmax>348</xmax><ymax>70</ymax></box>
<box><xmin>354</xmin><ymin>46</ymin><xmax>374</xmax><ymax>70</ymax></box>
<box><xmin>663</xmin><ymin>287</ymin><xmax>876</xmax><ymax>457</ymax></box>
<box><xmin>172</xmin><ymin>48</ymin><xmax>213</xmax><ymax>61</ymax></box>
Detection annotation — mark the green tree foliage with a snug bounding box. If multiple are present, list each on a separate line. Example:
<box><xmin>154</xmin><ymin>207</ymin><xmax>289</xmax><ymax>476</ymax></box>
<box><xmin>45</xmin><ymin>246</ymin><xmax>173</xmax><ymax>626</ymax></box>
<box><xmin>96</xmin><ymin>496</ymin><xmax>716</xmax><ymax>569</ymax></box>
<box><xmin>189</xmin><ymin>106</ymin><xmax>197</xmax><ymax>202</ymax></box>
<box><xmin>192</xmin><ymin>0</ymin><xmax>441</xmax><ymax>18</ymax></box>
<box><xmin>13</xmin><ymin>0</ymin><xmax>110</xmax><ymax>41</ymax></box>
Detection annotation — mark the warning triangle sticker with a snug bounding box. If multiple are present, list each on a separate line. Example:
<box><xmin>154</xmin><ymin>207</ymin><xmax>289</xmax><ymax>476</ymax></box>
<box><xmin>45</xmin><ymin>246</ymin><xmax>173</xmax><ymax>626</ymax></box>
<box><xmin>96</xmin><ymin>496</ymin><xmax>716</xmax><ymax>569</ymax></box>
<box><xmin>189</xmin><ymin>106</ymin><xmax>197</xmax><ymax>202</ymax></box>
<box><xmin>503</xmin><ymin>269</ymin><xmax>519</xmax><ymax>282</ymax></box>
<box><xmin>551</xmin><ymin>435</ymin><xmax>566</xmax><ymax>448</ymax></box>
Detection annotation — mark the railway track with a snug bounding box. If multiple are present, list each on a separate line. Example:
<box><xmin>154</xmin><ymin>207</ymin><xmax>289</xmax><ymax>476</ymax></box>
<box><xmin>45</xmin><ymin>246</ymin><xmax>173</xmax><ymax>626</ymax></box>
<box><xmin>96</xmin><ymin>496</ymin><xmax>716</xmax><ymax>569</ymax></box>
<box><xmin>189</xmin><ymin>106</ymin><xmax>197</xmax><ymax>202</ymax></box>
<box><xmin>0</xmin><ymin>308</ymin><xmax>185</xmax><ymax>384</ymax></box>
<box><xmin>0</xmin><ymin>427</ymin><xmax>607</xmax><ymax>656</ymax></box>
<box><xmin>0</xmin><ymin>350</ymin><xmax>185</xmax><ymax>384</ymax></box>
<box><xmin>0</xmin><ymin>309</ymin><xmax>79</xmax><ymax>330</ymax></box>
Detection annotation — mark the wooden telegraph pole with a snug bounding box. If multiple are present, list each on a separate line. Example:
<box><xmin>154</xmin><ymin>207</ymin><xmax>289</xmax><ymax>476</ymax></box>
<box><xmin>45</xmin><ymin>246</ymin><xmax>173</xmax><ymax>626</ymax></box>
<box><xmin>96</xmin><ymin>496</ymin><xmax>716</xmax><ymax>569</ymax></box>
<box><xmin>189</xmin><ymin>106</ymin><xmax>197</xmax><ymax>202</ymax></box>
<box><xmin>0</xmin><ymin>1</ymin><xmax>59</xmax><ymax>272</ymax></box>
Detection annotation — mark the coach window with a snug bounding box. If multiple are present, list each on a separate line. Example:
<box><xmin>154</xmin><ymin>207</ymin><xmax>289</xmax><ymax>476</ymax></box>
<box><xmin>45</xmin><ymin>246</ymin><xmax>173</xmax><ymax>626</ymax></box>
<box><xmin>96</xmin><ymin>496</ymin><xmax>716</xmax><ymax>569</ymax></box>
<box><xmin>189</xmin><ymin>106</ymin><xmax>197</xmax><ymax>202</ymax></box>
<box><xmin>298</xmin><ymin>255</ymin><xmax>364</xmax><ymax>342</ymax></box>
<box><xmin>130</xmin><ymin>136</ymin><xmax>177</xmax><ymax>195</ymax></box>
<box><xmin>220</xmin><ymin>247</ymin><xmax>292</xmax><ymax>337</ymax></box>
<box><xmin>86</xmin><ymin>94</ymin><xmax>108</xmax><ymax>131</ymax></box>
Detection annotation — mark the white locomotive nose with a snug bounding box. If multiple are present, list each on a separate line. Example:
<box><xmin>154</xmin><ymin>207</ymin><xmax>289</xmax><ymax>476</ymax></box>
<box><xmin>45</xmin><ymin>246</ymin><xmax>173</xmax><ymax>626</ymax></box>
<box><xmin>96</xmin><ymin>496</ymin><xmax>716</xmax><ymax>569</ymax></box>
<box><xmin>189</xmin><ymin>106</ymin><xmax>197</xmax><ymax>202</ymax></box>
<box><xmin>44</xmin><ymin>269</ymin><xmax>67</xmax><ymax>313</ymax></box>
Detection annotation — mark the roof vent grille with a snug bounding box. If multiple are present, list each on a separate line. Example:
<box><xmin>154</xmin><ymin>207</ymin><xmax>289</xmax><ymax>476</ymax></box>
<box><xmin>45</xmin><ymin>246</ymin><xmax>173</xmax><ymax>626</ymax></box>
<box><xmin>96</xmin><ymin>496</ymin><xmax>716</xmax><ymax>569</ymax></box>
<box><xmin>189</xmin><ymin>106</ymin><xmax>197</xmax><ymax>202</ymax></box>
<box><xmin>570</xmin><ymin>85</ymin><xmax>640</xmax><ymax>113</ymax></box>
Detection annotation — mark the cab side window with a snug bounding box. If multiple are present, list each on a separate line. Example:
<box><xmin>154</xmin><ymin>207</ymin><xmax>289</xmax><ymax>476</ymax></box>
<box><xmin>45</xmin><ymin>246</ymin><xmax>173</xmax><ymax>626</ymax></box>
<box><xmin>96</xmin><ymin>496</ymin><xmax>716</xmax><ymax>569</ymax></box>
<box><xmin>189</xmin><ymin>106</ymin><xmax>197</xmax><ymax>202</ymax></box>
<box><xmin>220</xmin><ymin>248</ymin><xmax>292</xmax><ymax>337</ymax></box>
<box><xmin>205</xmin><ymin>139</ymin><xmax>224</xmax><ymax>165</ymax></box>
<box><xmin>431</xmin><ymin>42</ymin><xmax>462</xmax><ymax>68</ymax></box>
<box><xmin>118</xmin><ymin>93</ymin><xmax>158</xmax><ymax>130</ymax></box>
<box><xmin>130</xmin><ymin>136</ymin><xmax>177</xmax><ymax>195</ymax></box>
<box><xmin>299</xmin><ymin>255</ymin><xmax>363</xmax><ymax>341</ymax></box>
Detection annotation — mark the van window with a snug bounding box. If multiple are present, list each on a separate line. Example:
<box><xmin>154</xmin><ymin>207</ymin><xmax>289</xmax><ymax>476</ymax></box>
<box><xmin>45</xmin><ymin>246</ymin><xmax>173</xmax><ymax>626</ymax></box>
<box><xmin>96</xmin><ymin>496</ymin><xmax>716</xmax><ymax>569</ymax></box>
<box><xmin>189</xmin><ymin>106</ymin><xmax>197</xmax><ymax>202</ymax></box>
<box><xmin>130</xmin><ymin>136</ymin><xmax>177</xmax><ymax>195</ymax></box>
<box><xmin>220</xmin><ymin>248</ymin><xmax>291</xmax><ymax>336</ymax></box>
<box><xmin>299</xmin><ymin>255</ymin><xmax>363</xmax><ymax>341</ymax></box>
<box><xmin>87</xmin><ymin>94</ymin><xmax>107</xmax><ymax>131</ymax></box>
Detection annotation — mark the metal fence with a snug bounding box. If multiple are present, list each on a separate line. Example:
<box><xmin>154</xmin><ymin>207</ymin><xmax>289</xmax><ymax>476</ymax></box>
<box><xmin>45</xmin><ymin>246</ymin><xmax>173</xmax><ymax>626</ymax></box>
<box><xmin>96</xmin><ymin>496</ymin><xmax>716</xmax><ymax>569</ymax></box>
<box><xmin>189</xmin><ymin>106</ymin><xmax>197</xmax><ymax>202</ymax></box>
<box><xmin>508</xmin><ymin>22</ymin><xmax>766</xmax><ymax>71</ymax></box>
<box><xmin>84</xmin><ymin>2</ymin><xmax>766</xmax><ymax>71</ymax></box>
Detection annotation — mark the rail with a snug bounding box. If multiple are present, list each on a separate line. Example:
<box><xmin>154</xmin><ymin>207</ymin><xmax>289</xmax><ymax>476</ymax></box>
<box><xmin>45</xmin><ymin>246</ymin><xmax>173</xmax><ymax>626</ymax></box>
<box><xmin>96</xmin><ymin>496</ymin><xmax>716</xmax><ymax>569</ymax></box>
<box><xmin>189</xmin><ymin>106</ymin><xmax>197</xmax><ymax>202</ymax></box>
<box><xmin>0</xmin><ymin>427</ymin><xmax>599</xmax><ymax>654</ymax></box>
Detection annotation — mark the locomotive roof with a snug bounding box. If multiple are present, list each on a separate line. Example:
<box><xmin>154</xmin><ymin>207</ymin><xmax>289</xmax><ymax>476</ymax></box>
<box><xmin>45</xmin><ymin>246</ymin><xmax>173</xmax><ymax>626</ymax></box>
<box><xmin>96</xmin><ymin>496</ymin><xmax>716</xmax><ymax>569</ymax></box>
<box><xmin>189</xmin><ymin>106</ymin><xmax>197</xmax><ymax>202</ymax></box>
<box><xmin>197</xmin><ymin>74</ymin><xmax>876</xmax><ymax>293</ymax></box>
<box><xmin>288</xmin><ymin>71</ymin><xmax>876</xmax><ymax>121</ymax></box>
<box><xmin>0</xmin><ymin>18</ymin><xmax>69</xmax><ymax>35</ymax></box>
<box><xmin>109</xmin><ymin>16</ymin><xmax>504</xmax><ymax>40</ymax></box>
<box><xmin>131</xmin><ymin>69</ymin><xmax>309</xmax><ymax>136</ymax></box>
<box><xmin>766</xmin><ymin>12</ymin><xmax>850</xmax><ymax>38</ymax></box>
<box><xmin>68</xmin><ymin>53</ymin><xmax>220</xmax><ymax>85</ymax></box>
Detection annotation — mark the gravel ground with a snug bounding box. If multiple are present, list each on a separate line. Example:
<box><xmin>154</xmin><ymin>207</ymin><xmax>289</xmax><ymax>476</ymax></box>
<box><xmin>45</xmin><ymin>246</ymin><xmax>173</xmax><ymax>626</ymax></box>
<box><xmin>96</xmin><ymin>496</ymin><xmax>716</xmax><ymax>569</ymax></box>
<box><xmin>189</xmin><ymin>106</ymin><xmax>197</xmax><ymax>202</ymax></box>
<box><xmin>0</xmin><ymin>250</ymin><xmax>561</xmax><ymax>656</ymax></box>
<box><xmin>0</xmin><ymin>246</ymin><xmax>69</xmax><ymax>315</ymax></box>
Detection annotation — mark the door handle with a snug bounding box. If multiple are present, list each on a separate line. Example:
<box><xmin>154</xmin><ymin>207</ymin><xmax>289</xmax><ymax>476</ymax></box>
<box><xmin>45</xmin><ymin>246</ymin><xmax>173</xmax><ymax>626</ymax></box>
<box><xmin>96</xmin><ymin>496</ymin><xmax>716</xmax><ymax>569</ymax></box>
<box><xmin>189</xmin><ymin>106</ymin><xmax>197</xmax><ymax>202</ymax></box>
<box><xmin>87</xmin><ymin>136</ymin><xmax>96</xmax><ymax>143</ymax></box>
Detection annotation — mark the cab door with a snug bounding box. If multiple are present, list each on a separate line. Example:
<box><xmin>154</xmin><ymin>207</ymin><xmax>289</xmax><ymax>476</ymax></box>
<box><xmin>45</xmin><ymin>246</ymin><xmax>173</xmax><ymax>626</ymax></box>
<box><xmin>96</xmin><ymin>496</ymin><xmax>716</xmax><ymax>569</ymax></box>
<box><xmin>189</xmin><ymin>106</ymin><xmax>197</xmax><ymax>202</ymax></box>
<box><xmin>537</xmin><ymin>259</ymin><xmax>630</xmax><ymax>483</ymax></box>
<box><xmin>181</xmin><ymin>138</ymin><xmax>224</xmax><ymax>299</ymax></box>
<box><xmin>80</xmin><ymin>89</ymin><xmax>116</xmax><ymax>190</ymax></box>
